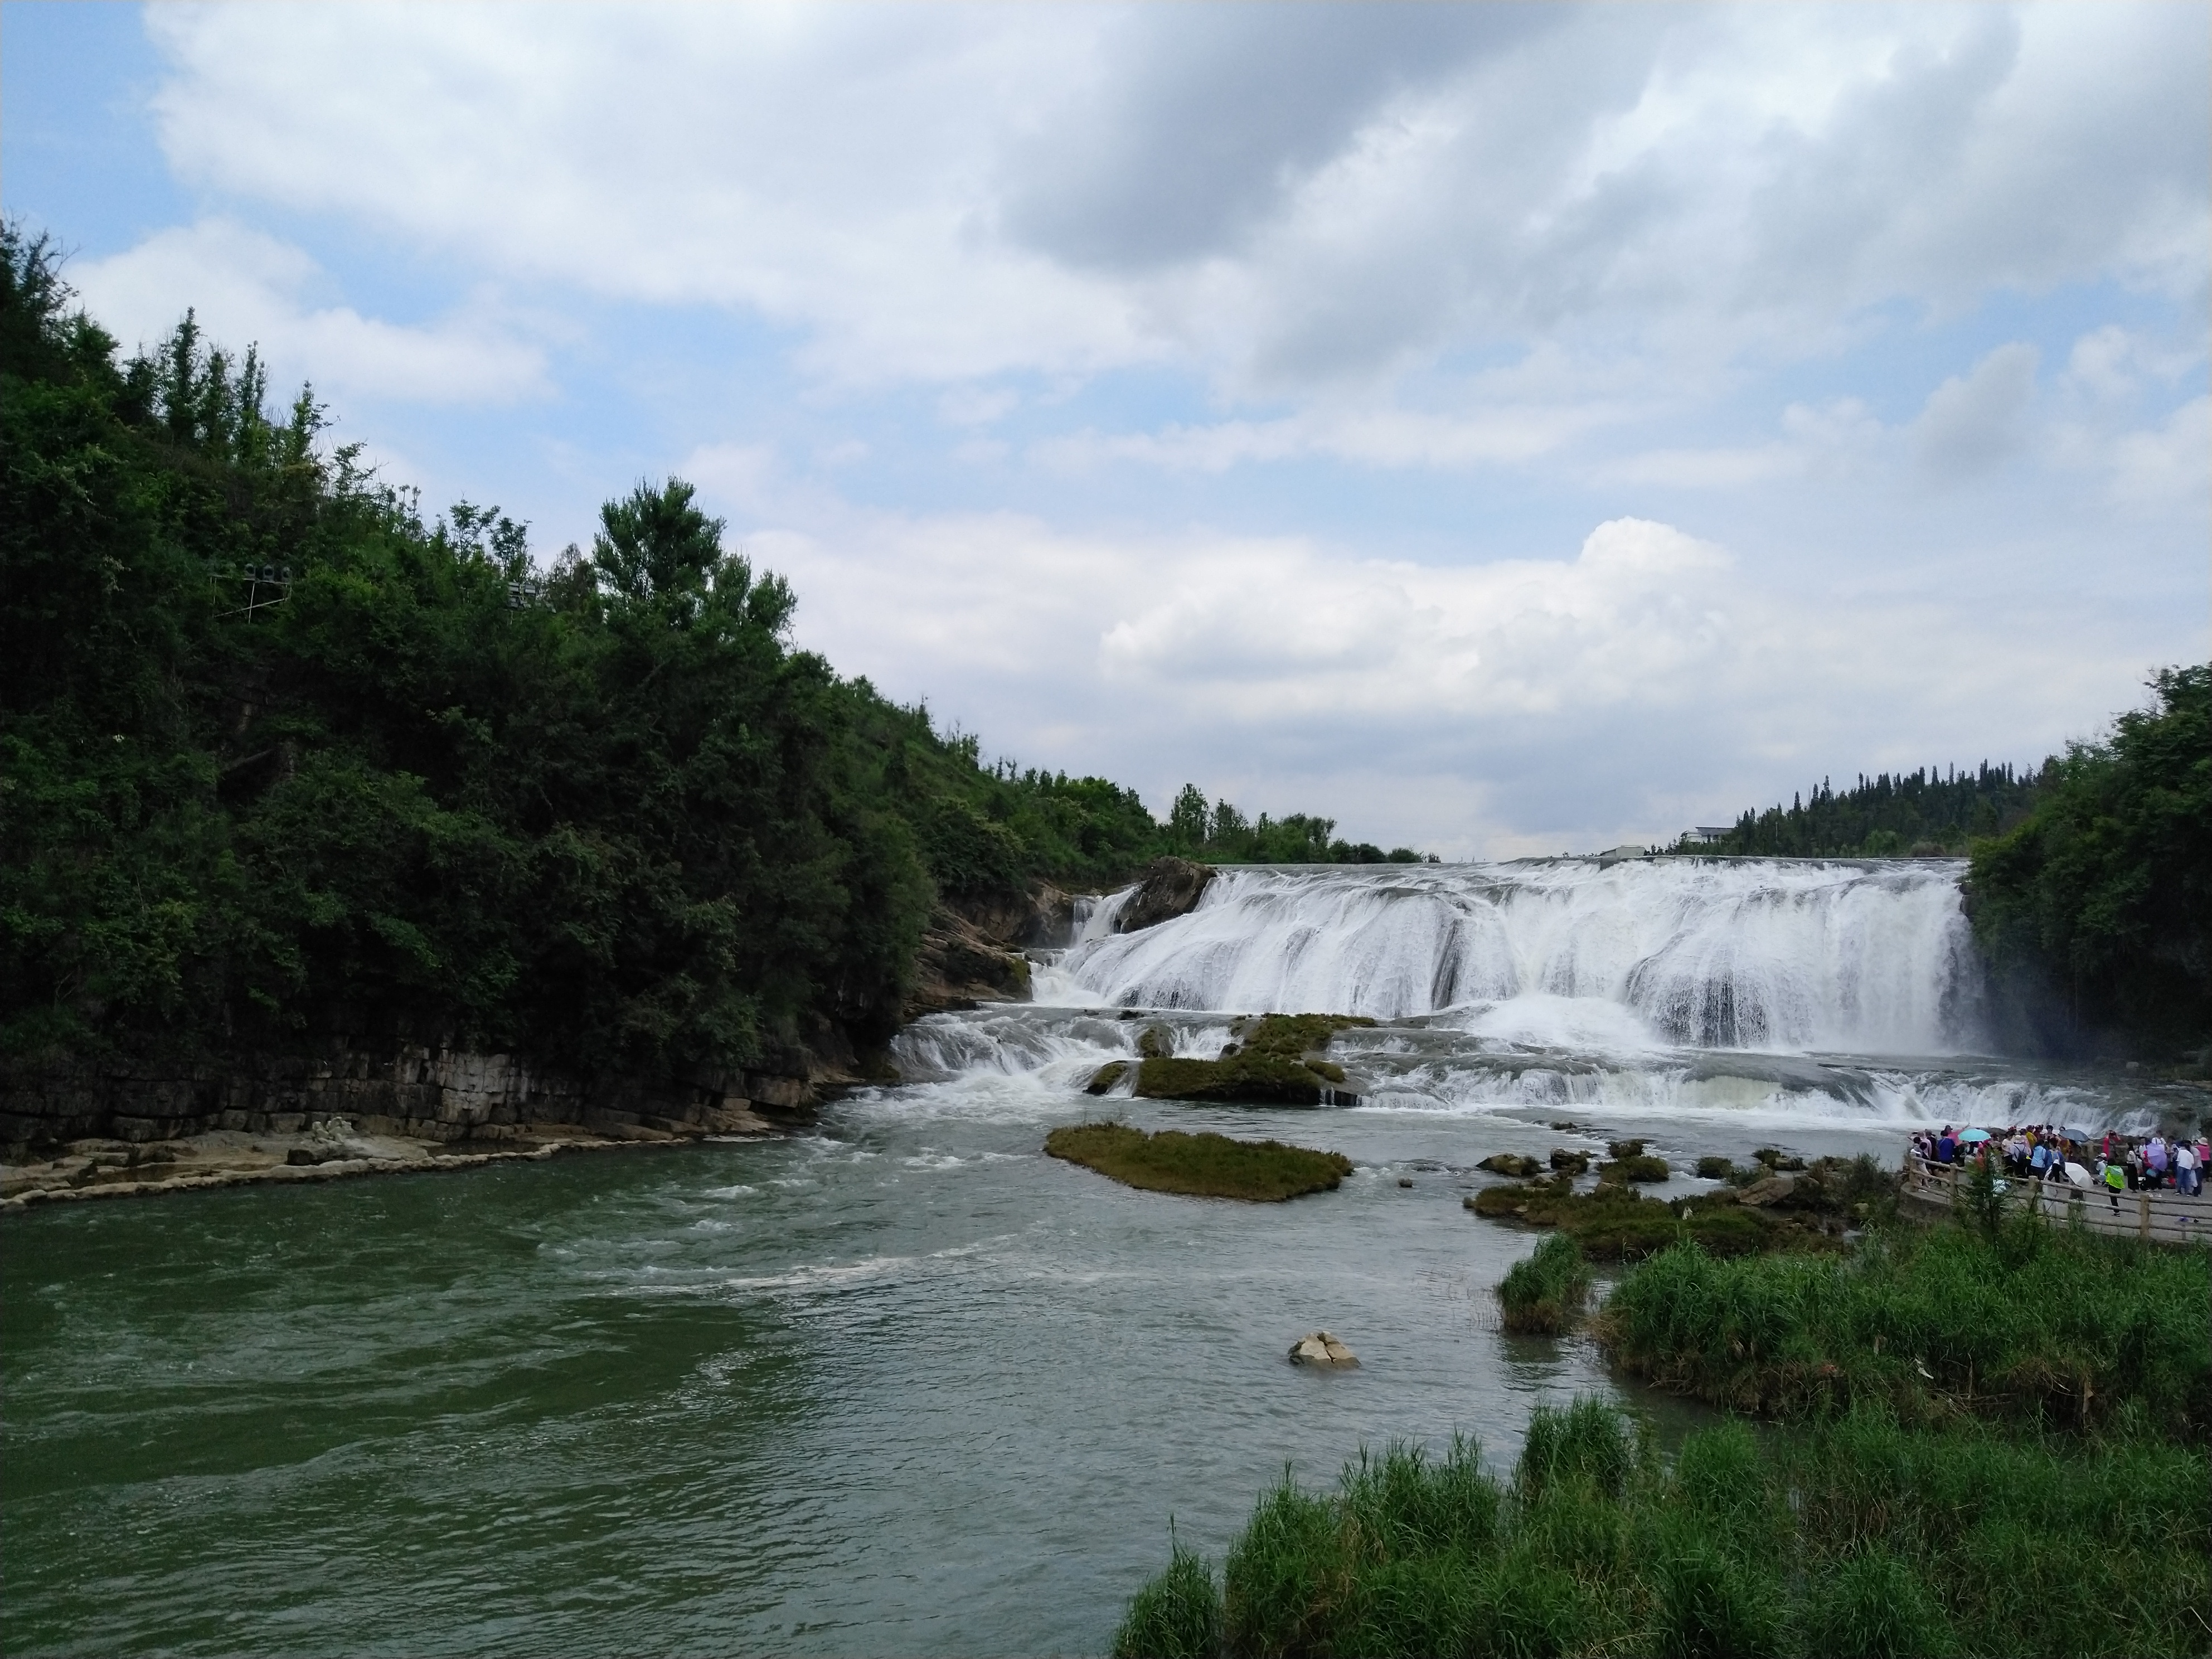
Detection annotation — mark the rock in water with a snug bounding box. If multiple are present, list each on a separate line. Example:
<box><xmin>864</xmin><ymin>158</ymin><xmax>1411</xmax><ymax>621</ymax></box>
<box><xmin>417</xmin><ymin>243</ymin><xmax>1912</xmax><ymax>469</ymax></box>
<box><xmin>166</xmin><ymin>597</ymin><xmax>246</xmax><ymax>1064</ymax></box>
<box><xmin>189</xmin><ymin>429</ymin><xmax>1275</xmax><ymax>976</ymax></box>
<box><xmin>1115</xmin><ymin>857</ymin><xmax>1217</xmax><ymax>933</ymax></box>
<box><xmin>1737</xmin><ymin>1172</ymin><xmax>1798</xmax><ymax>1207</ymax></box>
<box><xmin>1288</xmin><ymin>1330</ymin><xmax>1359</xmax><ymax>1368</ymax></box>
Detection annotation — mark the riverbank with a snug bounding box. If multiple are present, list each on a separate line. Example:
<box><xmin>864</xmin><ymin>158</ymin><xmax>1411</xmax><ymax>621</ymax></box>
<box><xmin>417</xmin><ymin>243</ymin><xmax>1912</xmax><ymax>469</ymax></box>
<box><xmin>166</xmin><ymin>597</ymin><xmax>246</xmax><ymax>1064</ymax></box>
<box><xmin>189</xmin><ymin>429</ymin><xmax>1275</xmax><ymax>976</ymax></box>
<box><xmin>1113</xmin><ymin>1398</ymin><xmax>2210</xmax><ymax>1659</ymax></box>
<box><xmin>0</xmin><ymin>1109</ymin><xmax>780</xmax><ymax>1212</ymax></box>
<box><xmin>1119</xmin><ymin>1211</ymin><xmax>2212</xmax><ymax>1657</ymax></box>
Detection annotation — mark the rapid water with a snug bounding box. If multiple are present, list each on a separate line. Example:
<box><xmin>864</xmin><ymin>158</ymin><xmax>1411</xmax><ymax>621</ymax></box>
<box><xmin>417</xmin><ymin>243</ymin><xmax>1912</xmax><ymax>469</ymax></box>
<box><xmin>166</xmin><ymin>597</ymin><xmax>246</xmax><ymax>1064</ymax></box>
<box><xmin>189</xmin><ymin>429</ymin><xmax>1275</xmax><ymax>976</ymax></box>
<box><xmin>2</xmin><ymin>861</ymin><xmax>2164</xmax><ymax>1656</ymax></box>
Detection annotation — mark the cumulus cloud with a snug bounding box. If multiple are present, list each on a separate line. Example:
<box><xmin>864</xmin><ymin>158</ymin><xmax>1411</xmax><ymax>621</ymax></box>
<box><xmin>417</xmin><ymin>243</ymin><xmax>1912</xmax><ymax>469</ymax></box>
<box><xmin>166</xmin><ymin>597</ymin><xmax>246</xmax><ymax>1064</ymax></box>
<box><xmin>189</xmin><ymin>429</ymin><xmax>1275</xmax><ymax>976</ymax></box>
<box><xmin>2106</xmin><ymin>396</ymin><xmax>2212</xmax><ymax>508</ymax></box>
<box><xmin>138</xmin><ymin>3</ymin><xmax>2209</xmax><ymax>394</ymax></box>
<box><xmin>72</xmin><ymin>218</ymin><xmax>547</xmax><ymax>405</ymax></box>
<box><xmin>1913</xmin><ymin>342</ymin><xmax>2038</xmax><ymax>480</ymax></box>
<box><xmin>678</xmin><ymin>444</ymin><xmax>2156</xmax><ymax>855</ymax></box>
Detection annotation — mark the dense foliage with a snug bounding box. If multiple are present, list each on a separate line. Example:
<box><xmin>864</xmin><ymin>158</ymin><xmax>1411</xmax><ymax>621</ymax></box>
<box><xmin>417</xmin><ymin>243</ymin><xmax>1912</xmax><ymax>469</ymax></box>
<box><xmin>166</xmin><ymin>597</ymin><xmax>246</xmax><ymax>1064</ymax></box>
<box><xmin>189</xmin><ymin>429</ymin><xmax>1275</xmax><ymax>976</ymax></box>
<box><xmin>1966</xmin><ymin>666</ymin><xmax>2212</xmax><ymax>1054</ymax></box>
<box><xmin>1685</xmin><ymin>762</ymin><xmax>2040</xmax><ymax>858</ymax></box>
<box><xmin>0</xmin><ymin>229</ymin><xmax>1403</xmax><ymax>1081</ymax></box>
<box><xmin>1114</xmin><ymin>1399</ymin><xmax>2208</xmax><ymax>1659</ymax></box>
<box><xmin>1162</xmin><ymin>784</ymin><xmax>1427</xmax><ymax>865</ymax></box>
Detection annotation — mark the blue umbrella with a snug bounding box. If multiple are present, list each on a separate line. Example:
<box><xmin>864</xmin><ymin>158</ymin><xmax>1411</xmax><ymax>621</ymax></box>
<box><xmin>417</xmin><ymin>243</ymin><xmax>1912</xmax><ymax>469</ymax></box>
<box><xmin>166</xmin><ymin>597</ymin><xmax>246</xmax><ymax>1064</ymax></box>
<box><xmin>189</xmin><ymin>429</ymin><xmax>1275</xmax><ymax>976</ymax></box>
<box><xmin>1957</xmin><ymin>1128</ymin><xmax>1992</xmax><ymax>1142</ymax></box>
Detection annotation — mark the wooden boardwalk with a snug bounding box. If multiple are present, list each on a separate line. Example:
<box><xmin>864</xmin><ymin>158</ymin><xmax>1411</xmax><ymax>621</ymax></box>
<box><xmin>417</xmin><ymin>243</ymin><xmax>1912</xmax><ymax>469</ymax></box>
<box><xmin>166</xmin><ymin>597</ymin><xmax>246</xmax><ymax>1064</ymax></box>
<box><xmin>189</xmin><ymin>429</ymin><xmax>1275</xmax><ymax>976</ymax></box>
<box><xmin>1903</xmin><ymin>1156</ymin><xmax>2211</xmax><ymax>1246</ymax></box>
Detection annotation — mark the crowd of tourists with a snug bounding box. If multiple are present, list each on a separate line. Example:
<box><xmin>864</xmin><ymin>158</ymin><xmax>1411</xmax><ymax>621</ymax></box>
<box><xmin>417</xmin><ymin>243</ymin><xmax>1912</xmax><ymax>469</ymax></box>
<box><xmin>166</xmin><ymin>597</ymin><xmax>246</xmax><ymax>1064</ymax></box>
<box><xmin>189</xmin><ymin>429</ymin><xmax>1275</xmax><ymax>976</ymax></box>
<box><xmin>1910</xmin><ymin>1123</ymin><xmax>2207</xmax><ymax>1203</ymax></box>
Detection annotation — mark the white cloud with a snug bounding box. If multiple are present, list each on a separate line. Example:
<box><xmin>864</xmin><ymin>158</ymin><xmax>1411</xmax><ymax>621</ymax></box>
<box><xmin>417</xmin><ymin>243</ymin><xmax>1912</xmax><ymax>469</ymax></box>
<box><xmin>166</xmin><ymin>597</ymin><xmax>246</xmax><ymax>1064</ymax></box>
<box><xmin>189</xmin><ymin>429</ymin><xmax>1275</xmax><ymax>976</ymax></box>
<box><xmin>677</xmin><ymin>447</ymin><xmax>2161</xmax><ymax>855</ymax></box>
<box><xmin>138</xmin><ymin>3</ymin><xmax>2209</xmax><ymax>395</ymax></box>
<box><xmin>72</xmin><ymin>219</ymin><xmax>547</xmax><ymax>405</ymax></box>
<box><xmin>2107</xmin><ymin>396</ymin><xmax>2212</xmax><ymax>508</ymax></box>
<box><xmin>1913</xmin><ymin>342</ymin><xmax>2039</xmax><ymax>480</ymax></box>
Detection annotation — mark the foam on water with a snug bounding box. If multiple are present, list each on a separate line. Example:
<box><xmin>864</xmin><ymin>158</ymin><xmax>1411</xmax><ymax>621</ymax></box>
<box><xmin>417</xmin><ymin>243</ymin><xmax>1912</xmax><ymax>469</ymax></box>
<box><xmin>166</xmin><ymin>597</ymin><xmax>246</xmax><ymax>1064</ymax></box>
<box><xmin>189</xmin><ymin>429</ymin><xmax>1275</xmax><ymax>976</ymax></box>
<box><xmin>1064</xmin><ymin>859</ymin><xmax>1983</xmax><ymax>1054</ymax></box>
<box><xmin>889</xmin><ymin>861</ymin><xmax>2158</xmax><ymax>1134</ymax></box>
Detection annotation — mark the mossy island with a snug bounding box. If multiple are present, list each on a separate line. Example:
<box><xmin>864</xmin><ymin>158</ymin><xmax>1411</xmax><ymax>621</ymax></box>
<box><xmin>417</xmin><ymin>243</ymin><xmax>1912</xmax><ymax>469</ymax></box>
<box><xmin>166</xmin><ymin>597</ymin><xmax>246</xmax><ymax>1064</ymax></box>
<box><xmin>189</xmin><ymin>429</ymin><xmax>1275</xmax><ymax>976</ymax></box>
<box><xmin>1086</xmin><ymin>1013</ymin><xmax>1374</xmax><ymax>1105</ymax></box>
<box><xmin>1464</xmin><ymin>1147</ymin><xmax>1894</xmax><ymax>1259</ymax></box>
<box><xmin>1045</xmin><ymin>1121</ymin><xmax>1353</xmax><ymax>1202</ymax></box>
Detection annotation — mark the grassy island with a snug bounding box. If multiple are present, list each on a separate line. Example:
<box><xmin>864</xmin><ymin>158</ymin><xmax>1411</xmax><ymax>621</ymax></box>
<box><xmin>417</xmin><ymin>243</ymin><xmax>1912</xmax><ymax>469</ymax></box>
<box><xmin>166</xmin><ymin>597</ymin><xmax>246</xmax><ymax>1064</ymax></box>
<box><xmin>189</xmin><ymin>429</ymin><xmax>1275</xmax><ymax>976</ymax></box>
<box><xmin>1086</xmin><ymin>1014</ymin><xmax>1375</xmax><ymax>1105</ymax></box>
<box><xmin>1464</xmin><ymin>1152</ymin><xmax>1892</xmax><ymax>1259</ymax></box>
<box><xmin>1117</xmin><ymin>1211</ymin><xmax>2212</xmax><ymax>1658</ymax></box>
<box><xmin>1044</xmin><ymin>1122</ymin><xmax>1352</xmax><ymax>1201</ymax></box>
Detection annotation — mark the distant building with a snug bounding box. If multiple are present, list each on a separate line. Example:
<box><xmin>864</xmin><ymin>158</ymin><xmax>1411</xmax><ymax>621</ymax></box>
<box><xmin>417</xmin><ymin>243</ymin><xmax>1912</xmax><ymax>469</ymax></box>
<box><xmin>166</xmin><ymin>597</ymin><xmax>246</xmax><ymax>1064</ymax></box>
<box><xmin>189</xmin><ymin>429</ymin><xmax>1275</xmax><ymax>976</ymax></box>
<box><xmin>1685</xmin><ymin>827</ymin><xmax>1733</xmax><ymax>845</ymax></box>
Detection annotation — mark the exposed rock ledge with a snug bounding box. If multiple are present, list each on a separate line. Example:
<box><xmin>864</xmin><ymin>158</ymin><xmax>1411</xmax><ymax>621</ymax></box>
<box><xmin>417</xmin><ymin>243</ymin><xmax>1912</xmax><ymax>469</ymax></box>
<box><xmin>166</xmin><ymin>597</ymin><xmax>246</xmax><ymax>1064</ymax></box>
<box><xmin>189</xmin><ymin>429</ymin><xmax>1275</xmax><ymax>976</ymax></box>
<box><xmin>1114</xmin><ymin>857</ymin><xmax>1217</xmax><ymax>933</ymax></box>
<box><xmin>2</xmin><ymin>1108</ymin><xmax>775</xmax><ymax>1212</ymax></box>
<box><xmin>0</xmin><ymin>1038</ymin><xmax>809</xmax><ymax>1183</ymax></box>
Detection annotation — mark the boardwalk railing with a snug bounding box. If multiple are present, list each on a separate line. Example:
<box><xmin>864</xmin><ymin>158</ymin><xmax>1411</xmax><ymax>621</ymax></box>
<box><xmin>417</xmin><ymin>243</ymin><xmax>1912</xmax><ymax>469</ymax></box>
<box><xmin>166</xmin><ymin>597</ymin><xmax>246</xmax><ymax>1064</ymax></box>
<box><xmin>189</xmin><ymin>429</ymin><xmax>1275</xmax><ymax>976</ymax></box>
<box><xmin>1902</xmin><ymin>1156</ymin><xmax>2211</xmax><ymax>1246</ymax></box>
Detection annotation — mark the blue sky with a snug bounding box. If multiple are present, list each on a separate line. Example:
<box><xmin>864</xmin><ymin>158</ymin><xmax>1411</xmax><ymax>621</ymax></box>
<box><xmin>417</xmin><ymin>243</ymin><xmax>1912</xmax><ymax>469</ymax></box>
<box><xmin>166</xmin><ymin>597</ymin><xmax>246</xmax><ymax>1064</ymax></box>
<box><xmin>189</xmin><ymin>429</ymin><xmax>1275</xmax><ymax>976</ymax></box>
<box><xmin>6</xmin><ymin>2</ymin><xmax>2206</xmax><ymax>855</ymax></box>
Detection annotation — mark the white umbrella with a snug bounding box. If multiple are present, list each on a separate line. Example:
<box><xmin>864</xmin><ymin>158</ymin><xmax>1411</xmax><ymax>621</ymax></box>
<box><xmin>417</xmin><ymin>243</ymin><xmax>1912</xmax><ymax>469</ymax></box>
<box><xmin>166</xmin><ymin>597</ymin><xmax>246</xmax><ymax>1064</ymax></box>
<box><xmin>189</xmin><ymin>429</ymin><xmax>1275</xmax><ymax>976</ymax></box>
<box><xmin>2063</xmin><ymin>1162</ymin><xmax>2092</xmax><ymax>1187</ymax></box>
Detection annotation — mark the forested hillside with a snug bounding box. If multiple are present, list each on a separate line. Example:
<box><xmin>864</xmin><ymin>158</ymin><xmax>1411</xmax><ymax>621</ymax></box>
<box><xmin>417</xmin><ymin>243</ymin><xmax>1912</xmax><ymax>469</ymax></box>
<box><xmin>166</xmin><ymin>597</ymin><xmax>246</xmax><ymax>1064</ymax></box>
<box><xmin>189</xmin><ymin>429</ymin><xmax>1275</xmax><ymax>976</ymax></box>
<box><xmin>1682</xmin><ymin>676</ymin><xmax>2208</xmax><ymax>1056</ymax></box>
<box><xmin>0</xmin><ymin>229</ymin><xmax>1409</xmax><ymax>1083</ymax></box>
<box><xmin>1968</xmin><ymin>666</ymin><xmax>2210</xmax><ymax>1055</ymax></box>
<box><xmin>1687</xmin><ymin>762</ymin><xmax>2041</xmax><ymax>857</ymax></box>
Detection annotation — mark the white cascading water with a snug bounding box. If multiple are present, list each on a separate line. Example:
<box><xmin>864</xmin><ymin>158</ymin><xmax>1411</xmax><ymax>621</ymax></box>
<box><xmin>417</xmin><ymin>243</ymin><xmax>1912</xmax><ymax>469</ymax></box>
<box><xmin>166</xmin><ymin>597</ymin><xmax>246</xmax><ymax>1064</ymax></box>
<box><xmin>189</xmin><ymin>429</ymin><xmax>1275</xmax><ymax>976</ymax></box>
<box><xmin>894</xmin><ymin>860</ymin><xmax>2147</xmax><ymax>1136</ymax></box>
<box><xmin>1063</xmin><ymin>860</ymin><xmax>1983</xmax><ymax>1055</ymax></box>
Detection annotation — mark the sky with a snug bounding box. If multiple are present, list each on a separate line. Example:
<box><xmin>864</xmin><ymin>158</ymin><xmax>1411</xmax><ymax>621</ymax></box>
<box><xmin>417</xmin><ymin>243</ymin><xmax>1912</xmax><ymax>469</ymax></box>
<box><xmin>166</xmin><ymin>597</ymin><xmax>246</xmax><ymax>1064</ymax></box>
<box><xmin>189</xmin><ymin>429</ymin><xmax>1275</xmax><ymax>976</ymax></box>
<box><xmin>5</xmin><ymin>1</ymin><xmax>2206</xmax><ymax>857</ymax></box>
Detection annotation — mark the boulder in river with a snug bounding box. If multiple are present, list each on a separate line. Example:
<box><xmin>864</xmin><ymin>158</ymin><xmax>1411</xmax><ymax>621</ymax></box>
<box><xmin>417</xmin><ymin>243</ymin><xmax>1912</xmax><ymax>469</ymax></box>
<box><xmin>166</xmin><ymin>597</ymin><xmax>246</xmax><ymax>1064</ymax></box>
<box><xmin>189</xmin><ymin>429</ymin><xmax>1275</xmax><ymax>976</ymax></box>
<box><xmin>1737</xmin><ymin>1172</ymin><xmax>1798</xmax><ymax>1207</ymax></box>
<box><xmin>1478</xmin><ymin>1153</ymin><xmax>1544</xmax><ymax>1177</ymax></box>
<box><xmin>1288</xmin><ymin>1330</ymin><xmax>1359</xmax><ymax>1368</ymax></box>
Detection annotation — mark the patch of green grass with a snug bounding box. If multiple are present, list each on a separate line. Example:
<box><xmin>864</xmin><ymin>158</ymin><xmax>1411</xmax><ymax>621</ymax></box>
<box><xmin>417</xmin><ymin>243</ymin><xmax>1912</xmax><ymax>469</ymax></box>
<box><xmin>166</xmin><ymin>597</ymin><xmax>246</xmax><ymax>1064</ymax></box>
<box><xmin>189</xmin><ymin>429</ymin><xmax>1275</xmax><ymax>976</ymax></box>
<box><xmin>1598</xmin><ymin>1221</ymin><xmax>2212</xmax><ymax>1439</ymax></box>
<box><xmin>1045</xmin><ymin>1121</ymin><xmax>1352</xmax><ymax>1202</ymax></box>
<box><xmin>1129</xmin><ymin>1012</ymin><xmax>1374</xmax><ymax>1105</ymax></box>
<box><xmin>1497</xmin><ymin>1234</ymin><xmax>1593</xmax><ymax>1335</ymax></box>
<box><xmin>1112</xmin><ymin>1537</ymin><xmax>1220</xmax><ymax>1659</ymax></box>
<box><xmin>1117</xmin><ymin>1400</ymin><xmax>2210</xmax><ymax>1658</ymax></box>
<box><xmin>1466</xmin><ymin>1174</ymin><xmax>1789</xmax><ymax>1259</ymax></box>
<box><xmin>1467</xmin><ymin>1151</ymin><xmax>1896</xmax><ymax>1260</ymax></box>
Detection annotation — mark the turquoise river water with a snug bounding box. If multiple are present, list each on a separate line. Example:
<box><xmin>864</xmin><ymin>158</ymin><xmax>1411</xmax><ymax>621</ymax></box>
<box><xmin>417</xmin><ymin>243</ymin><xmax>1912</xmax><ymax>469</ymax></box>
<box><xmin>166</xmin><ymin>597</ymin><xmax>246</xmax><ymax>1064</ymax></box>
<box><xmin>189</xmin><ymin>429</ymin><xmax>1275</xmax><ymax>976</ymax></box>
<box><xmin>2</xmin><ymin>862</ymin><xmax>2160</xmax><ymax>1655</ymax></box>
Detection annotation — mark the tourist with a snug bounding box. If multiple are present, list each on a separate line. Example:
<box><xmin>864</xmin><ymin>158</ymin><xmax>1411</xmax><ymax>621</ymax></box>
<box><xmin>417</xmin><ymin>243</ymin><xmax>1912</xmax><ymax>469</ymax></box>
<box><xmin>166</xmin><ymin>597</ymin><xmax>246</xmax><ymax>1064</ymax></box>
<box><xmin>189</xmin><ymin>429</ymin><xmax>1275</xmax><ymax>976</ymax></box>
<box><xmin>2103</xmin><ymin>1158</ymin><xmax>2126</xmax><ymax>1214</ymax></box>
<box><xmin>2146</xmin><ymin>1135</ymin><xmax>2169</xmax><ymax>1191</ymax></box>
<box><xmin>2175</xmin><ymin>1139</ymin><xmax>2198</xmax><ymax>1198</ymax></box>
<box><xmin>1936</xmin><ymin>1127</ymin><xmax>1957</xmax><ymax>1164</ymax></box>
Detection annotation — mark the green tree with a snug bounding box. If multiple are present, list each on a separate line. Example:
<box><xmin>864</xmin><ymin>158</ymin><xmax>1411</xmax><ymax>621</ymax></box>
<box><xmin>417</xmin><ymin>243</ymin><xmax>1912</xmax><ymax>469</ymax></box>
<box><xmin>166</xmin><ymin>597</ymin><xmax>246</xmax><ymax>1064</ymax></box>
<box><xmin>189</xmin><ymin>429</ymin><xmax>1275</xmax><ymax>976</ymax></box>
<box><xmin>1969</xmin><ymin>665</ymin><xmax>2211</xmax><ymax>1054</ymax></box>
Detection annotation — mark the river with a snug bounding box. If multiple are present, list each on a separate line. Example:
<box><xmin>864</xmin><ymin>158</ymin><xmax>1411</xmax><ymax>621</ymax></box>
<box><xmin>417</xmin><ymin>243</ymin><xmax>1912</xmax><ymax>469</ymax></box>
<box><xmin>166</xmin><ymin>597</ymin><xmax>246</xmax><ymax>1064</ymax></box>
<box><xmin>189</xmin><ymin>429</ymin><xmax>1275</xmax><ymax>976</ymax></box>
<box><xmin>1</xmin><ymin>860</ymin><xmax>2158</xmax><ymax>1656</ymax></box>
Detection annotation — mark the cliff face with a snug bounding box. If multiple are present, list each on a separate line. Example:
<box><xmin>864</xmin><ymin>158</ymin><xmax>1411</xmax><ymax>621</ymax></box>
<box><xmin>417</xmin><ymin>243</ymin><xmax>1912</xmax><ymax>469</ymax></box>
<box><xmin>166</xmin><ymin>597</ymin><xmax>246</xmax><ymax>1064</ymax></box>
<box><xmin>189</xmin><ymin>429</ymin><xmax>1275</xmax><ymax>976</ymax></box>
<box><xmin>901</xmin><ymin>881</ymin><xmax>1073</xmax><ymax>1020</ymax></box>
<box><xmin>0</xmin><ymin>1037</ymin><xmax>822</xmax><ymax>1163</ymax></box>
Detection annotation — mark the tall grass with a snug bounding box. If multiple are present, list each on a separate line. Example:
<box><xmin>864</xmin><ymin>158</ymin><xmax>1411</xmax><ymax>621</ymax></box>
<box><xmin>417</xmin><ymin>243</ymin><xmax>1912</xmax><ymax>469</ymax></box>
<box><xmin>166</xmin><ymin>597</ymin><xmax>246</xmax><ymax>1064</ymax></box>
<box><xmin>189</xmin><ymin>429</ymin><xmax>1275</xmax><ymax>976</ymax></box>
<box><xmin>1112</xmin><ymin>1400</ymin><xmax>2209</xmax><ymax>1658</ymax></box>
<box><xmin>1496</xmin><ymin>1235</ymin><xmax>1593</xmax><ymax>1334</ymax></box>
<box><xmin>1597</xmin><ymin>1219</ymin><xmax>2212</xmax><ymax>1439</ymax></box>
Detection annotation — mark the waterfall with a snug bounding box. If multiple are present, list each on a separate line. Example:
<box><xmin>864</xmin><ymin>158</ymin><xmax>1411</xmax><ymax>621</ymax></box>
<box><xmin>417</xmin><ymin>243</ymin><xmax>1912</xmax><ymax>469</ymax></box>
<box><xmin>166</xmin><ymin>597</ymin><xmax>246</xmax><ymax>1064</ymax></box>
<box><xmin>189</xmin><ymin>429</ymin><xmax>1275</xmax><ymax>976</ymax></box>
<box><xmin>1063</xmin><ymin>860</ymin><xmax>1985</xmax><ymax>1058</ymax></box>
